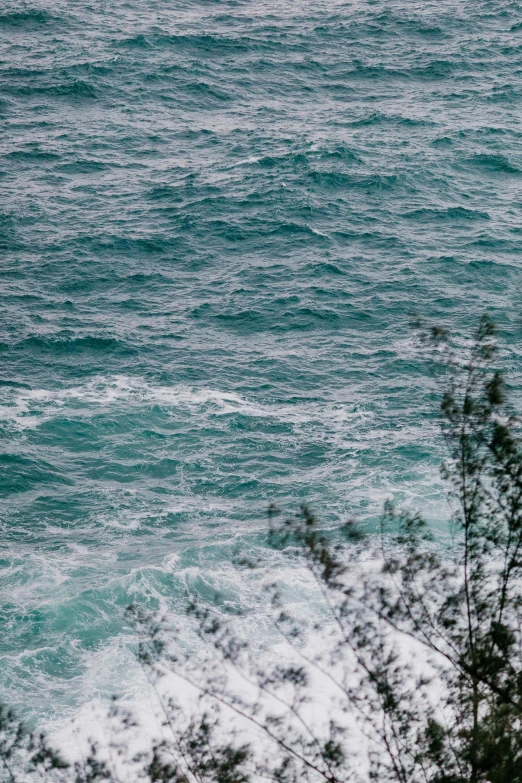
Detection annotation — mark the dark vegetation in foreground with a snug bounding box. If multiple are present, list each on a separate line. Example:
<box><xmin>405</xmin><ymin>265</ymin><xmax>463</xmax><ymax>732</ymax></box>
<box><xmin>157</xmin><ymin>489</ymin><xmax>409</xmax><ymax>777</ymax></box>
<box><xmin>3</xmin><ymin>316</ymin><xmax>522</xmax><ymax>782</ymax></box>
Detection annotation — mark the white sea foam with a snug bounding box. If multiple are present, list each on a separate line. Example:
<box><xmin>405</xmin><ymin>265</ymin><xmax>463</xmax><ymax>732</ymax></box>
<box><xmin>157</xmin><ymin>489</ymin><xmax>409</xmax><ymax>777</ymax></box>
<box><xmin>44</xmin><ymin>551</ymin><xmax>435</xmax><ymax>782</ymax></box>
<box><xmin>0</xmin><ymin>375</ymin><xmax>377</xmax><ymax>444</ymax></box>
<box><xmin>0</xmin><ymin>374</ymin><xmax>444</xmax><ymax>528</ymax></box>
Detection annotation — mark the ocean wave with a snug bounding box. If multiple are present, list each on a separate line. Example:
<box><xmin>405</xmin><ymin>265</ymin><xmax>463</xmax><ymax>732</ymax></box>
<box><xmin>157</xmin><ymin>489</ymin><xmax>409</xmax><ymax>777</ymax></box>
<box><xmin>4</xmin><ymin>80</ymin><xmax>97</xmax><ymax>100</ymax></box>
<box><xmin>71</xmin><ymin>235</ymin><xmax>169</xmax><ymax>256</ymax></box>
<box><xmin>0</xmin><ymin>453</ymin><xmax>72</xmax><ymax>495</ymax></box>
<box><xmin>56</xmin><ymin>160</ymin><xmax>111</xmax><ymax>173</ymax></box>
<box><xmin>347</xmin><ymin>111</ymin><xmax>435</xmax><ymax>128</ymax></box>
<box><xmin>117</xmin><ymin>31</ymin><xmax>282</xmax><ymax>56</ymax></box>
<box><xmin>13</xmin><ymin>335</ymin><xmax>132</xmax><ymax>356</ymax></box>
<box><xmin>0</xmin><ymin>376</ymin><xmax>372</xmax><ymax>436</ymax></box>
<box><xmin>467</xmin><ymin>153</ymin><xmax>521</xmax><ymax>174</ymax></box>
<box><xmin>0</xmin><ymin>9</ymin><xmax>56</xmax><ymax>27</ymax></box>
<box><xmin>183</xmin><ymin>81</ymin><xmax>233</xmax><ymax>102</ymax></box>
<box><xmin>404</xmin><ymin>206</ymin><xmax>490</xmax><ymax>222</ymax></box>
<box><xmin>6</xmin><ymin>148</ymin><xmax>60</xmax><ymax>161</ymax></box>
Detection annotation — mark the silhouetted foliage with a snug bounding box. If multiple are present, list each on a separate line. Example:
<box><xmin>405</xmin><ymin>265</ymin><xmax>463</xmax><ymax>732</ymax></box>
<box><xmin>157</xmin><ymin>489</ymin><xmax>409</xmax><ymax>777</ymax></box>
<box><xmin>0</xmin><ymin>703</ymin><xmax>68</xmax><ymax>783</ymax></box>
<box><xmin>4</xmin><ymin>316</ymin><xmax>522</xmax><ymax>782</ymax></box>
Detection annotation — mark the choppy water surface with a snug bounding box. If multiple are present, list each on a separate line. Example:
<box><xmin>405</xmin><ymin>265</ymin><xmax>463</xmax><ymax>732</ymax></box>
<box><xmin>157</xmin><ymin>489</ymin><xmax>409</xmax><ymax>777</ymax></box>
<box><xmin>2</xmin><ymin>0</ymin><xmax>522</xmax><ymax>726</ymax></box>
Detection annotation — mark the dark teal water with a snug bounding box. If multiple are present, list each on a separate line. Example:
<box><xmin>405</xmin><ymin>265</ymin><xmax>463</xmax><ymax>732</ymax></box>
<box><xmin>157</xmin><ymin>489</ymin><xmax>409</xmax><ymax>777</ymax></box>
<box><xmin>1</xmin><ymin>0</ymin><xmax>522</xmax><ymax>727</ymax></box>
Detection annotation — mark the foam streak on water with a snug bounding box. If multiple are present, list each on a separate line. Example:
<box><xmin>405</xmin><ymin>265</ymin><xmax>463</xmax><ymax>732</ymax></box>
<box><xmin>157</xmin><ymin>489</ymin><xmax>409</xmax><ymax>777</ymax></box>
<box><xmin>1</xmin><ymin>0</ymin><xmax>522</xmax><ymax>727</ymax></box>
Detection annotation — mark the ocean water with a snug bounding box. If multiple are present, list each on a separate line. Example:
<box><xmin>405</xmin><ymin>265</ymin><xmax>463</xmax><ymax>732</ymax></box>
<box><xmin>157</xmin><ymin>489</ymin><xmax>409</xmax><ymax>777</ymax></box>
<box><xmin>1</xmin><ymin>0</ymin><xmax>522</xmax><ymax>731</ymax></box>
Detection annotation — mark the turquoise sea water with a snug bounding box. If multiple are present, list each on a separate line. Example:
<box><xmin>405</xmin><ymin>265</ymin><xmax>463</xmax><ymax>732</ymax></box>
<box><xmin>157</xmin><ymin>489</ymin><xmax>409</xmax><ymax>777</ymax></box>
<box><xmin>2</xmin><ymin>0</ymin><xmax>522</xmax><ymax>728</ymax></box>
